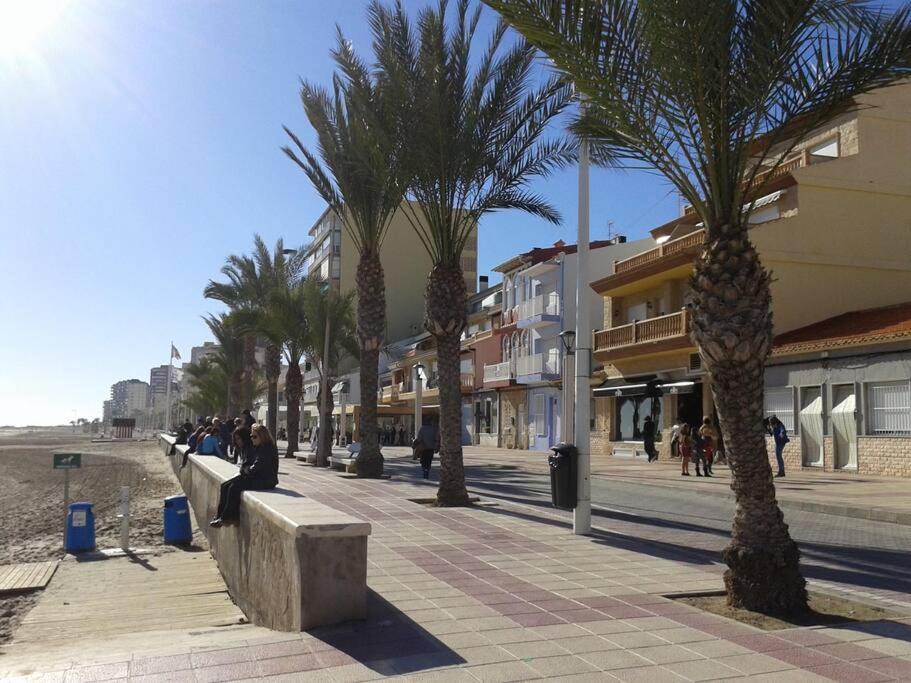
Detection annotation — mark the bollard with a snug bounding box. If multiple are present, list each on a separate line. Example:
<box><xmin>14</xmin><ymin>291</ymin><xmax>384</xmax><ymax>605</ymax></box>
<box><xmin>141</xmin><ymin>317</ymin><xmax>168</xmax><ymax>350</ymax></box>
<box><xmin>118</xmin><ymin>486</ymin><xmax>130</xmax><ymax>551</ymax></box>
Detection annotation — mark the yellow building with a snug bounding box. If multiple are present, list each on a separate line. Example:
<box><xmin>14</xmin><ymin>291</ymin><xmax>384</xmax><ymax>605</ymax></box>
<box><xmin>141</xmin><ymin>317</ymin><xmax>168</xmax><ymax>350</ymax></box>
<box><xmin>589</xmin><ymin>82</ymin><xmax>911</xmax><ymax>465</ymax></box>
<box><xmin>301</xmin><ymin>204</ymin><xmax>478</xmax><ymax>437</ymax></box>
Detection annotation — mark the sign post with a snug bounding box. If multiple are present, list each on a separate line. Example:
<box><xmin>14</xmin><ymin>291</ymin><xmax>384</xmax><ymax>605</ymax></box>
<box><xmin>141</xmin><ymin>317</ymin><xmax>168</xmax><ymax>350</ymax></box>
<box><xmin>54</xmin><ymin>453</ymin><xmax>82</xmax><ymax>547</ymax></box>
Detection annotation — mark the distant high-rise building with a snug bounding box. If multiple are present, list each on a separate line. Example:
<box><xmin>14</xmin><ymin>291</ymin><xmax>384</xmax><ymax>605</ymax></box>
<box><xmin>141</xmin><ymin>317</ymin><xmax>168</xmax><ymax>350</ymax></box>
<box><xmin>102</xmin><ymin>400</ymin><xmax>113</xmax><ymax>428</ymax></box>
<box><xmin>149</xmin><ymin>365</ymin><xmax>179</xmax><ymax>406</ymax></box>
<box><xmin>190</xmin><ymin>342</ymin><xmax>220</xmax><ymax>365</ymax></box>
<box><xmin>110</xmin><ymin>379</ymin><xmax>149</xmax><ymax>417</ymax></box>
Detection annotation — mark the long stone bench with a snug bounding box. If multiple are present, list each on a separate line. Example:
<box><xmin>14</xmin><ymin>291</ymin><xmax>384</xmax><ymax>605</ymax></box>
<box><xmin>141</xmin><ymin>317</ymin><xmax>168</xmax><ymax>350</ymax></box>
<box><xmin>158</xmin><ymin>434</ymin><xmax>371</xmax><ymax>631</ymax></box>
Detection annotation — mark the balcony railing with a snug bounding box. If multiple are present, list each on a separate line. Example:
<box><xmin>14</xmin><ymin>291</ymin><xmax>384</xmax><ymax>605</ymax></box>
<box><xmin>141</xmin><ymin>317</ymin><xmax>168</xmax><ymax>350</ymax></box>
<box><xmin>594</xmin><ymin>310</ymin><xmax>690</xmax><ymax>353</ymax></box>
<box><xmin>501</xmin><ymin>307</ymin><xmax>520</xmax><ymax>326</ymax></box>
<box><xmin>614</xmin><ymin>230</ymin><xmax>704</xmax><ymax>275</ymax></box>
<box><xmin>519</xmin><ymin>292</ymin><xmax>560</xmax><ymax>320</ymax></box>
<box><xmin>460</xmin><ymin>373</ymin><xmax>475</xmax><ymax>389</ymax></box>
<box><xmin>516</xmin><ymin>353</ymin><xmax>560</xmax><ymax>377</ymax></box>
<box><xmin>483</xmin><ymin>361</ymin><xmax>514</xmax><ymax>384</ymax></box>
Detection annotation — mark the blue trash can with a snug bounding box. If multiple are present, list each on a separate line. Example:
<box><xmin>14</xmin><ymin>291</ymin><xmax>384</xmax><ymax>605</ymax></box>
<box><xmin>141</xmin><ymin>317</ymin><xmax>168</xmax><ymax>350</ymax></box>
<box><xmin>64</xmin><ymin>502</ymin><xmax>96</xmax><ymax>553</ymax></box>
<box><xmin>163</xmin><ymin>495</ymin><xmax>192</xmax><ymax>544</ymax></box>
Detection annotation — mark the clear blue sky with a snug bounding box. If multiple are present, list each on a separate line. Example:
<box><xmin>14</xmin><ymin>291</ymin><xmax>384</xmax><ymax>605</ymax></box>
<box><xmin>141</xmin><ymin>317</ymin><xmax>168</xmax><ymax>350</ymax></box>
<box><xmin>0</xmin><ymin>0</ymin><xmax>683</xmax><ymax>426</ymax></box>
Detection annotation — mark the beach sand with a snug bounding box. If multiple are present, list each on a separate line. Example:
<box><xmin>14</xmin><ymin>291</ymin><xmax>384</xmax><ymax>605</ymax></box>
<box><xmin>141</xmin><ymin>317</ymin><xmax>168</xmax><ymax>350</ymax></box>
<box><xmin>0</xmin><ymin>429</ymin><xmax>204</xmax><ymax>643</ymax></box>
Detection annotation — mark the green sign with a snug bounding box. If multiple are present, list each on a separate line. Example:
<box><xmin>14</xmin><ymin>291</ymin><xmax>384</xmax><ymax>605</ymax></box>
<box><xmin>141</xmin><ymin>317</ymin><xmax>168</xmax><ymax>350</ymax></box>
<box><xmin>53</xmin><ymin>453</ymin><xmax>82</xmax><ymax>470</ymax></box>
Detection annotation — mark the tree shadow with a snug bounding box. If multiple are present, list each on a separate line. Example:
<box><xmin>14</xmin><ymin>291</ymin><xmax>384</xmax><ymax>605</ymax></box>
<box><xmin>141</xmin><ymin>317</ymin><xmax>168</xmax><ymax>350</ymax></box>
<box><xmin>305</xmin><ymin>590</ymin><xmax>464</xmax><ymax>675</ymax></box>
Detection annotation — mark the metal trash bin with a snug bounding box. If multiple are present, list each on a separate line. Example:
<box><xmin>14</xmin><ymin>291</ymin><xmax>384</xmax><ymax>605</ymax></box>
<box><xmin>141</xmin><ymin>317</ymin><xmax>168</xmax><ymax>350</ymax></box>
<box><xmin>548</xmin><ymin>443</ymin><xmax>578</xmax><ymax>511</ymax></box>
<box><xmin>163</xmin><ymin>495</ymin><xmax>192</xmax><ymax>545</ymax></box>
<box><xmin>65</xmin><ymin>502</ymin><xmax>96</xmax><ymax>553</ymax></box>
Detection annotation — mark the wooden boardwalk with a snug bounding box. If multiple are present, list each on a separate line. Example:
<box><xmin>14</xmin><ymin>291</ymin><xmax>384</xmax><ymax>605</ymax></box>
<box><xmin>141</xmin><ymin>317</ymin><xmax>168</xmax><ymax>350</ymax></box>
<box><xmin>11</xmin><ymin>550</ymin><xmax>244</xmax><ymax>645</ymax></box>
<box><xmin>0</xmin><ymin>561</ymin><xmax>57</xmax><ymax>594</ymax></box>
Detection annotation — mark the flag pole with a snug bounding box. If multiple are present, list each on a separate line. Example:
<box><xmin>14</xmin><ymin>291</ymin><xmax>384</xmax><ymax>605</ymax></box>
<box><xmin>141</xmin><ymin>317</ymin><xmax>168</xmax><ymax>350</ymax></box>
<box><xmin>165</xmin><ymin>341</ymin><xmax>173</xmax><ymax>432</ymax></box>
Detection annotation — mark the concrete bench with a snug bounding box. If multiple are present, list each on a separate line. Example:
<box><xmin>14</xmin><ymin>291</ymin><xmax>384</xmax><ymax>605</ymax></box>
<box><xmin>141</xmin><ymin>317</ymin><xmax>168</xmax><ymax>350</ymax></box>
<box><xmin>330</xmin><ymin>455</ymin><xmax>356</xmax><ymax>472</ymax></box>
<box><xmin>159</xmin><ymin>435</ymin><xmax>371</xmax><ymax>631</ymax></box>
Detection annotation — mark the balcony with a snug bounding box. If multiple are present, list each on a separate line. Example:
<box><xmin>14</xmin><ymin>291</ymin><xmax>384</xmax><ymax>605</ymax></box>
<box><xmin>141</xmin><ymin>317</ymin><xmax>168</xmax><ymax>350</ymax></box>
<box><xmin>615</xmin><ymin>230</ymin><xmax>704</xmax><ymax>275</ymax></box>
<box><xmin>501</xmin><ymin>307</ymin><xmax>520</xmax><ymax>327</ymax></box>
<box><xmin>593</xmin><ymin>310</ymin><xmax>692</xmax><ymax>361</ymax></box>
<box><xmin>377</xmin><ymin>384</ymin><xmax>400</xmax><ymax>403</ymax></box>
<box><xmin>460</xmin><ymin>373</ymin><xmax>475</xmax><ymax>393</ymax></box>
<box><xmin>518</xmin><ymin>293</ymin><xmax>560</xmax><ymax>328</ymax></box>
<box><xmin>516</xmin><ymin>353</ymin><xmax>560</xmax><ymax>381</ymax></box>
<box><xmin>483</xmin><ymin>361</ymin><xmax>515</xmax><ymax>385</ymax></box>
<box><xmin>592</xmin><ymin>230</ymin><xmax>703</xmax><ymax>298</ymax></box>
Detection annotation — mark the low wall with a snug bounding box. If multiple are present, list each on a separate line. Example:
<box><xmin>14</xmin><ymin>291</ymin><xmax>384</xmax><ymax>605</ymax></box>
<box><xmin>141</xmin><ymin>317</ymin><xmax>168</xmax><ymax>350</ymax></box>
<box><xmin>159</xmin><ymin>435</ymin><xmax>371</xmax><ymax>631</ymax></box>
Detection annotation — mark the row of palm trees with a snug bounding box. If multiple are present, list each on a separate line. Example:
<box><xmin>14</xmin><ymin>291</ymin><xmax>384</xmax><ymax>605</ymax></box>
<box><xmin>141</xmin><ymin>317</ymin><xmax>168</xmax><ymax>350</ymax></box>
<box><xmin>184</xmin><ymin>236</ymin><xmax>358</xmax><ymax>467</ymax></box>
<box><xmin>195</xmin><ymin>0</ymin><xmax>909</xmax><ymax>618</ymax></box>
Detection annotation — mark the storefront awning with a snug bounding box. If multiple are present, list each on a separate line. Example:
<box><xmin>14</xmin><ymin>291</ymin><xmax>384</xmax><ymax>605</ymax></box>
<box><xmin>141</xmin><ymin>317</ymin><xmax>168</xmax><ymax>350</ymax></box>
<box><xmin>593</xmin><ymin>377</ymin><xmax>696</xmax><ymax>398</ymax></box>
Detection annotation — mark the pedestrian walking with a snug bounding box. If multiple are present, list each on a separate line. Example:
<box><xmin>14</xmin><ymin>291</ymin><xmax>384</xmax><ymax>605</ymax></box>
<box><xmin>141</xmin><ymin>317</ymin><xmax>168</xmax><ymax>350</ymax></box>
<box><xmin>210</xmin><ymin>424</ymin><xmax>279</xmax><ymax>527</ymax></box>
<box><xmin>679</xmin><ymin>424</ymin><xmax>693</xmax><ymax>476</ymax></box>
<box><xmin>415</xmin><ymin>420</ymin><xmax>439</xmax><ymax>479</ymax></box>
<box><xmin>643</xmin><ymin>415</ymin><xmax>658</xmax><ymax>462</ymax></box>
<box><xmin>699</xmin><ymin>416</ymin><xmax>718</xmax><ymax>475</ymax></box>
<box><xmin>693</xmin><ymin>429</ymin><xmax>711</xmax><ymax>477</ymax></box>
<box><xmin>770</xmin><ymin>415</ymin><xmax>789</xmax><ymax>477</ymax></box>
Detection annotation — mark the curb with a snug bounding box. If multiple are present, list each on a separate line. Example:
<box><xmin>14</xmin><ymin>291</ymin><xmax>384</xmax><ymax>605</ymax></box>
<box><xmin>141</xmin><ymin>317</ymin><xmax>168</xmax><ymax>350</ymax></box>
<box><xmin>595</xmin><ymin>473</ymin><xmax>911</xmax><ymax>527</ymax></box>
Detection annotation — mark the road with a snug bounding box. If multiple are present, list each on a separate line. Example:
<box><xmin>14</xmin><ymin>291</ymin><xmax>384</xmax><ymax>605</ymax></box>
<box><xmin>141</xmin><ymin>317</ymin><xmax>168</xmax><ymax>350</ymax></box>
<box><xmin>384</xmin><ymin>450</ymin><xmax>911</xmax><ymax>608</ymax></box>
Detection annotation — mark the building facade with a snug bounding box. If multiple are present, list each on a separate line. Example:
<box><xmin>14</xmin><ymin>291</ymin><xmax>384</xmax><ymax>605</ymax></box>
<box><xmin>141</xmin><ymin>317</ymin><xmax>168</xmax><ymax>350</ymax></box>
<box><xmin>110</xmin><ymin>379</ymin><xmax>149</xmax><ymax>418</ymax></box>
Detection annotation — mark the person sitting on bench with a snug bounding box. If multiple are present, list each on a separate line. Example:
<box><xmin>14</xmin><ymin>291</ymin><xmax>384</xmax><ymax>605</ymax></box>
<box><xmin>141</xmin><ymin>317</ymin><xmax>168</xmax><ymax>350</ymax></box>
<box><xmin>209</xmin><ymin>423</ymin><xmax>279</xmax><ymax>527</ymax></box>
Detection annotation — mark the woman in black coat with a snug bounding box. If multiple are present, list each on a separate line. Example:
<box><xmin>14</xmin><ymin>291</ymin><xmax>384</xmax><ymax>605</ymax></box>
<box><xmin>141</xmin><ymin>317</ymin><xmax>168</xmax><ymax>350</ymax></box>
<box><xmin>210</xmin><ymin>424</ymin><xmax>279</xmax><ymax>527</ymax></box>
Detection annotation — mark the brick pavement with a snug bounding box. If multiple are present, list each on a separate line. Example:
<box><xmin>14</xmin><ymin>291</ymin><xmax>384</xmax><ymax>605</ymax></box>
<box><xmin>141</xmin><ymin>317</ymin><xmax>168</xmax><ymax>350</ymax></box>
<box><xmin>5</xmin><ymin>450</ymin><xmax>911</xmax><ymax>681</ymax></box>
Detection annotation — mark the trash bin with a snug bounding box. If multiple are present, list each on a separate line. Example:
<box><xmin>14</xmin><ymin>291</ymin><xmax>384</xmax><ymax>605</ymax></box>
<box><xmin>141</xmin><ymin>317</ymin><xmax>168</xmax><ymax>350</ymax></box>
<box><xmin>549</xmin><ymin>443</ymin><xmax>578</xmax><ymax>511</ymax></box>
<box><xmin>163</xmin><ymin>495</ymin><xmax>192</xmax><ymax>545</ymax></box>
<box><xmin>65</xmin><ymin>502</ymin><xmax>96</xmax><ymax>553</ymax></box>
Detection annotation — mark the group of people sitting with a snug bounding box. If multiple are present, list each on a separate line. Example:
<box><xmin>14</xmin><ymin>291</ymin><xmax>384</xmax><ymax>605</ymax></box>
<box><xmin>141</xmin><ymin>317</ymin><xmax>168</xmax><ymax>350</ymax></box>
<box><xmin>171</xmin><ymin>410</ymin><xmax>280</xmax><ymax>528</ymax></box>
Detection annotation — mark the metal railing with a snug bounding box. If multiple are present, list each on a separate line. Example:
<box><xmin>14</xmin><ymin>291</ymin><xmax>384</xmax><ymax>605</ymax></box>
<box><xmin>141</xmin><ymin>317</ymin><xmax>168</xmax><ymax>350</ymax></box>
<box><xmin>593</xmin><ymin>310</ymin><xmax>690</xmax><ymax>353</ymax></box>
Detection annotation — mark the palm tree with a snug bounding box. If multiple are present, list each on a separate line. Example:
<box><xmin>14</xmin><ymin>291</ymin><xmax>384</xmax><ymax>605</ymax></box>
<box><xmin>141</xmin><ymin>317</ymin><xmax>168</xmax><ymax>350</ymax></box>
<box><xmin>301</xmin><ymin>283</ymin><xmax>360</xmax><ymax>468</ymax></box>
<box><xmin>206</xmin><ymin>236</ymin><xmax>306</xmax><ymax>429</ymax></box>
<box><xmin>372</xmin><ymin>0</ymin><xmax>574</xmax><ymax>505</ymax></box>
<box><xmin>485</xmin><ymin>0</ymin><xmax>911</xmax><ymax>614</ymax></box>
<box><xmin>256</xmin><ymin>282</ymin><xmax>313</xmax><ymax>457</ymax></box>
<box><xmin>283</xmin><ymin>20</ymin><xmax>408</xmax><ymax>478</ymax></box>
<box><xmin>203</xmin><ymin>313</ymin><xmax>247</xmax><ymax>417</ymax></box>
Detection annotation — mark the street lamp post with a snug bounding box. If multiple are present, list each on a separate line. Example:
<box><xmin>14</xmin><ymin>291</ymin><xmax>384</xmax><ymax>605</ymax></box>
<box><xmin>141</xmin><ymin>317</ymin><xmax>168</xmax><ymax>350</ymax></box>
<box><xmin>574</xmin><ymin>103</ymin><xmax>592</xmax><ymax>536</ymax></box>
<box><xmin>414</xmin><ymin>363</ymin><xmax>424</xmax><ymax>438</ymax></box>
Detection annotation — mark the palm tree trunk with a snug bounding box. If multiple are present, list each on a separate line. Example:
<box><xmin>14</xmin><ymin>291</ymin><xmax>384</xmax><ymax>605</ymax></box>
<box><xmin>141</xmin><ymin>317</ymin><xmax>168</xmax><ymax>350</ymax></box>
<box><xmin>265</xmin><ymin>343</ymin><xmax>281</xmax><ymax>437</ymax></box>
<box><xmin>355</xmin><ymin>251</ymin><xmax>385</xmax><ymax>478</ymax></box>
<box><xmin>690</xmin><ymin>227</ymin><xmax>807</xmax><ymax>615</ymax></box>
<box><xmin>317</xmin><ymin>382</ymin><xmax>334</xmax><ymax>467</ymax></box>
<box><xmin>426</xmin><ymin>263</ymin><xmax>471</xmax><ymax>507</ymax></box>
<box><xmin>228</xmin><ymin>371</ymin><xmax>242</xmax><ymax>419</ymax></box>
<box><xmin>242</xmin><ymin>334</ymin><xmax>257</xmax><ymax>410</ymax></box>
<box><xmin>285</xmin><ymin>363</ymin><xmax>302</xmax><ymax>458</ymax></box>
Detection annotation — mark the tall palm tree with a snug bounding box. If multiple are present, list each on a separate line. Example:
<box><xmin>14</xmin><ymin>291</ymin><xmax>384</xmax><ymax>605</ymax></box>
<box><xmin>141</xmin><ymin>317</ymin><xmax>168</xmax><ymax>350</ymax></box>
<box><xmin>372</xmin><ymin>0</ymin><xmax>574</xmax><ymax>505</ymax></box>
<box><xmin>283</xmin><ymin>20</ymin><xmax>408</xmax><ymax>478</ymax></box>
<box><xmin>485</xmin><ymin>0</ymin><xmax>911</xmax><ymax>614</ymax></box>
<box><xmin>203</xmin><ymin>313</ymin><xmax>247</xmax><ymax>417</ymax></box>
<box><xmin>301</xmin><ymin>283</ymin><xmax>360</xmax><ymax>468</ymax></box>
<box><xmin>206</xmin><ymin>236</ymin><xmax>306</xmax><ymax>429</ymax></box>
<box><xmin>256</xmin><ymin>282</ymin><xmax>314</xmax><ymax>457</ymax></box>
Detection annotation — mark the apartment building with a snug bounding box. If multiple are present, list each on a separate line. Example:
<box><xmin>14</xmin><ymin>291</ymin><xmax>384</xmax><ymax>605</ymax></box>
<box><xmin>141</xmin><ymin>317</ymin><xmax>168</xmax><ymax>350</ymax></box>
<box><xmin>110</xmin><ymin>379</ymin><xmax>149</xmax><ymax>418</ymax></box>
<box><xmin>473</xmin><ymin>238</ymin><xmax>648</xmax><ymax>451</ymax></box>
<box><xmin>588</xmin><ymin>82</ymin><xmax>911</xmax><ymax>475</ymax></box>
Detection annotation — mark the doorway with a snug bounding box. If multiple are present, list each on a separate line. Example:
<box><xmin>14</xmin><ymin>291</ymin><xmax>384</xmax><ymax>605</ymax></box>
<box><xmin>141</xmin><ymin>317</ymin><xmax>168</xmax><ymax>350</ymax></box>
<box><xmin>800</xmin><ymin>386</ymin><xmax>824</xmax><ymax>467</ymax></box>
<box><xmin>676</xmin><ymin>382</ymin><xmax>704</xmax><ymax>430</ymax></box>
<box><xmin>832</xmin><ymin>384</ymin><xmax>858</xmax><ymax>470</ymax></box>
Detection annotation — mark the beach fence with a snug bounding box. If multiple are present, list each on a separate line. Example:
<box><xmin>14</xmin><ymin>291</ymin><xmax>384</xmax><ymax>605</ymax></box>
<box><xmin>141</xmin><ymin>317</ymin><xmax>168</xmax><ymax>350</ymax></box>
<box><xmin>112</xmin><ymin>418</ymin><xmax>135</xmax><ymax>439</ymax></box>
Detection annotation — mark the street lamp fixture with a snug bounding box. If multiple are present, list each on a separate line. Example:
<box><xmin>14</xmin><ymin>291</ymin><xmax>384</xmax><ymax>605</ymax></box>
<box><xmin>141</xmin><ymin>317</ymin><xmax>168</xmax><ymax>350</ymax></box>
<box><xmin>559</xmin><ymin>329</ymin><xmax>577</xmax><ymax>355</ymax></box>
<box><xmin>414</xmin><ymin>362</ymin><xmax>425</xmax><ymax>378</ymax></box>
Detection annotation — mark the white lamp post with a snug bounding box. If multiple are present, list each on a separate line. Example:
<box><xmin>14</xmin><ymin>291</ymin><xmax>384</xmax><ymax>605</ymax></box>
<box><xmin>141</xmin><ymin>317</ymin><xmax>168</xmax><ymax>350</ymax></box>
<box><xmin>574</xmin><ymin>104</ymin><xmax>592</xmax><ymax>536</ymax></box>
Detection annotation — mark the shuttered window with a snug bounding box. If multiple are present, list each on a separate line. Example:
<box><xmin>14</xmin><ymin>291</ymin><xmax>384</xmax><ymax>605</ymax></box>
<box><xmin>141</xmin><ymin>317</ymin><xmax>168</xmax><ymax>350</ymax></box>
<box><xmin>867</xmin><ymin>382</ymin><xmax>911</xmax><ymax>435</ymax></box>
<box><xmin>764</xmin><ymin>387</ymin><xmax>795</xmax><ymax>433</ymax></box>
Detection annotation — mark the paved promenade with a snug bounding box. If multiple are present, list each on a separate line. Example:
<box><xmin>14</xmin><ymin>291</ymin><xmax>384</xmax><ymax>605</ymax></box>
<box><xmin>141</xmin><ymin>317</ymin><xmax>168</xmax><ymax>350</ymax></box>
<box><xmin>5</xmin><ymin>448</ymin><xmax>911</xmax><ymax>681</ymax></box>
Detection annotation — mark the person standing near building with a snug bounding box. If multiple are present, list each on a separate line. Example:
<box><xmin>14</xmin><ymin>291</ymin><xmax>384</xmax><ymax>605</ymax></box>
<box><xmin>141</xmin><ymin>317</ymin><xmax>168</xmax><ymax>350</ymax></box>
<box><xmin>770</xmin><ymin>415</ymin><xmax>789</xmax><ymax>478</ymax></box>
<box><xmin>643</xmin><ymin>415</ymin><xmax>658</xmax><ymax>462</ymax></box>
<box><xmin>416</xmin><ymin>420</ymin><xmax>439</xmax><ymax>479</ymax></box>
<box><xmin>679</xmin><ymin>424</ymin><xmax>693</xmax><ymax>476</ymax></box>
<box><xmin>699</xmin><ymin>416</ymin><xmax>718</xmax><ymax>475</ymax></box>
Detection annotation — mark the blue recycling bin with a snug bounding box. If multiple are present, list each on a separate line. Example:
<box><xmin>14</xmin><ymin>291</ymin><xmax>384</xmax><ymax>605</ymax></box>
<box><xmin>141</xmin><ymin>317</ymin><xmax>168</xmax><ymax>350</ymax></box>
<box><xmin>163</xmin><ymin>495</ymin><xmax>192</xmax><ymax>544</ymax></box>
<box><xmin>64</xmin><ymin>502</ymin><xmax>96</xmax><ymax>553</ymax></box>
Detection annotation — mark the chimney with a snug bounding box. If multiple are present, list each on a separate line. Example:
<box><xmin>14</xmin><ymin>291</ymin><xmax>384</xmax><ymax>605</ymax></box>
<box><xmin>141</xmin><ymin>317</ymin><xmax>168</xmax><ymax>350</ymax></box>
<box><xmin>479</xmin><ymin>275</ymin><xmax>489</xmax><ymax>290</ymax></box>
<box><xmin>553</xmin><ymin>239</ymin><xmax>566</xmax><ymax>248</ymax></box>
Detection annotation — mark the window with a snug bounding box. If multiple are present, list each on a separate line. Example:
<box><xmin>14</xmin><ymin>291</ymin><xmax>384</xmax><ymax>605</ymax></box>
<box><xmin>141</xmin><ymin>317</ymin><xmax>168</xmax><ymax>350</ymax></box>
<box><xmin>764</xmin><ymin>387</ymin><xmax>795</xmax><ymax>433</ymax></box>
<box><xmin>488</xmin><ymin>398</ymin><xmax>498</xmax><ymax>435</ymax></box>
<box><xmin>867</xmin><ymin>382</ymin><xmax>911</xmax><ymax>435</ymax></box>
<box><xmin>615</xmin><ymin>396</ymin><xmax>662</xmax><ymax>441</ymax></box>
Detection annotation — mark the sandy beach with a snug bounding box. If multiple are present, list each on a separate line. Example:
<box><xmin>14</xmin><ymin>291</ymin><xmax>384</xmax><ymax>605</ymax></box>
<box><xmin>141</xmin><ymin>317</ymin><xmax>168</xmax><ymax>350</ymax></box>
<box><xmin>0</xmin><ymin>429</ymin><xmax>203</xmax><ymax>643</ymax></box>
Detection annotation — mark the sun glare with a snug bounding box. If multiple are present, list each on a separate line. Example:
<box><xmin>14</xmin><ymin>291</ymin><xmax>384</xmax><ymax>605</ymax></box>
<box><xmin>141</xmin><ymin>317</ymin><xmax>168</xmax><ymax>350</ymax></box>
<box><xmin>0</xmin><ymin>0</ymin><xmax>67</xmax><ymax>57</ymax></box>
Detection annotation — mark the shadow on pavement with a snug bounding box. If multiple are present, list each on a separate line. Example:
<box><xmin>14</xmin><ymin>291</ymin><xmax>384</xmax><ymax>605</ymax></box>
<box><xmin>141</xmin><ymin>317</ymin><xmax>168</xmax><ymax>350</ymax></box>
<box><xmin>307</xmin><ymin>590</ymin><xmax>465</xmax><ymax>675</ymax></box>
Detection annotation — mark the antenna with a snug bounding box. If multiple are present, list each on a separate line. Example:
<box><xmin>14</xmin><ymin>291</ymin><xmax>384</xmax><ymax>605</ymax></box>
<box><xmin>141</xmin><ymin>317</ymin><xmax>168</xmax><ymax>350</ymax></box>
<box><xmin>605</xmin><ymin>220</ymin><xmax>616</xmax><ymax>241</ymax></box>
